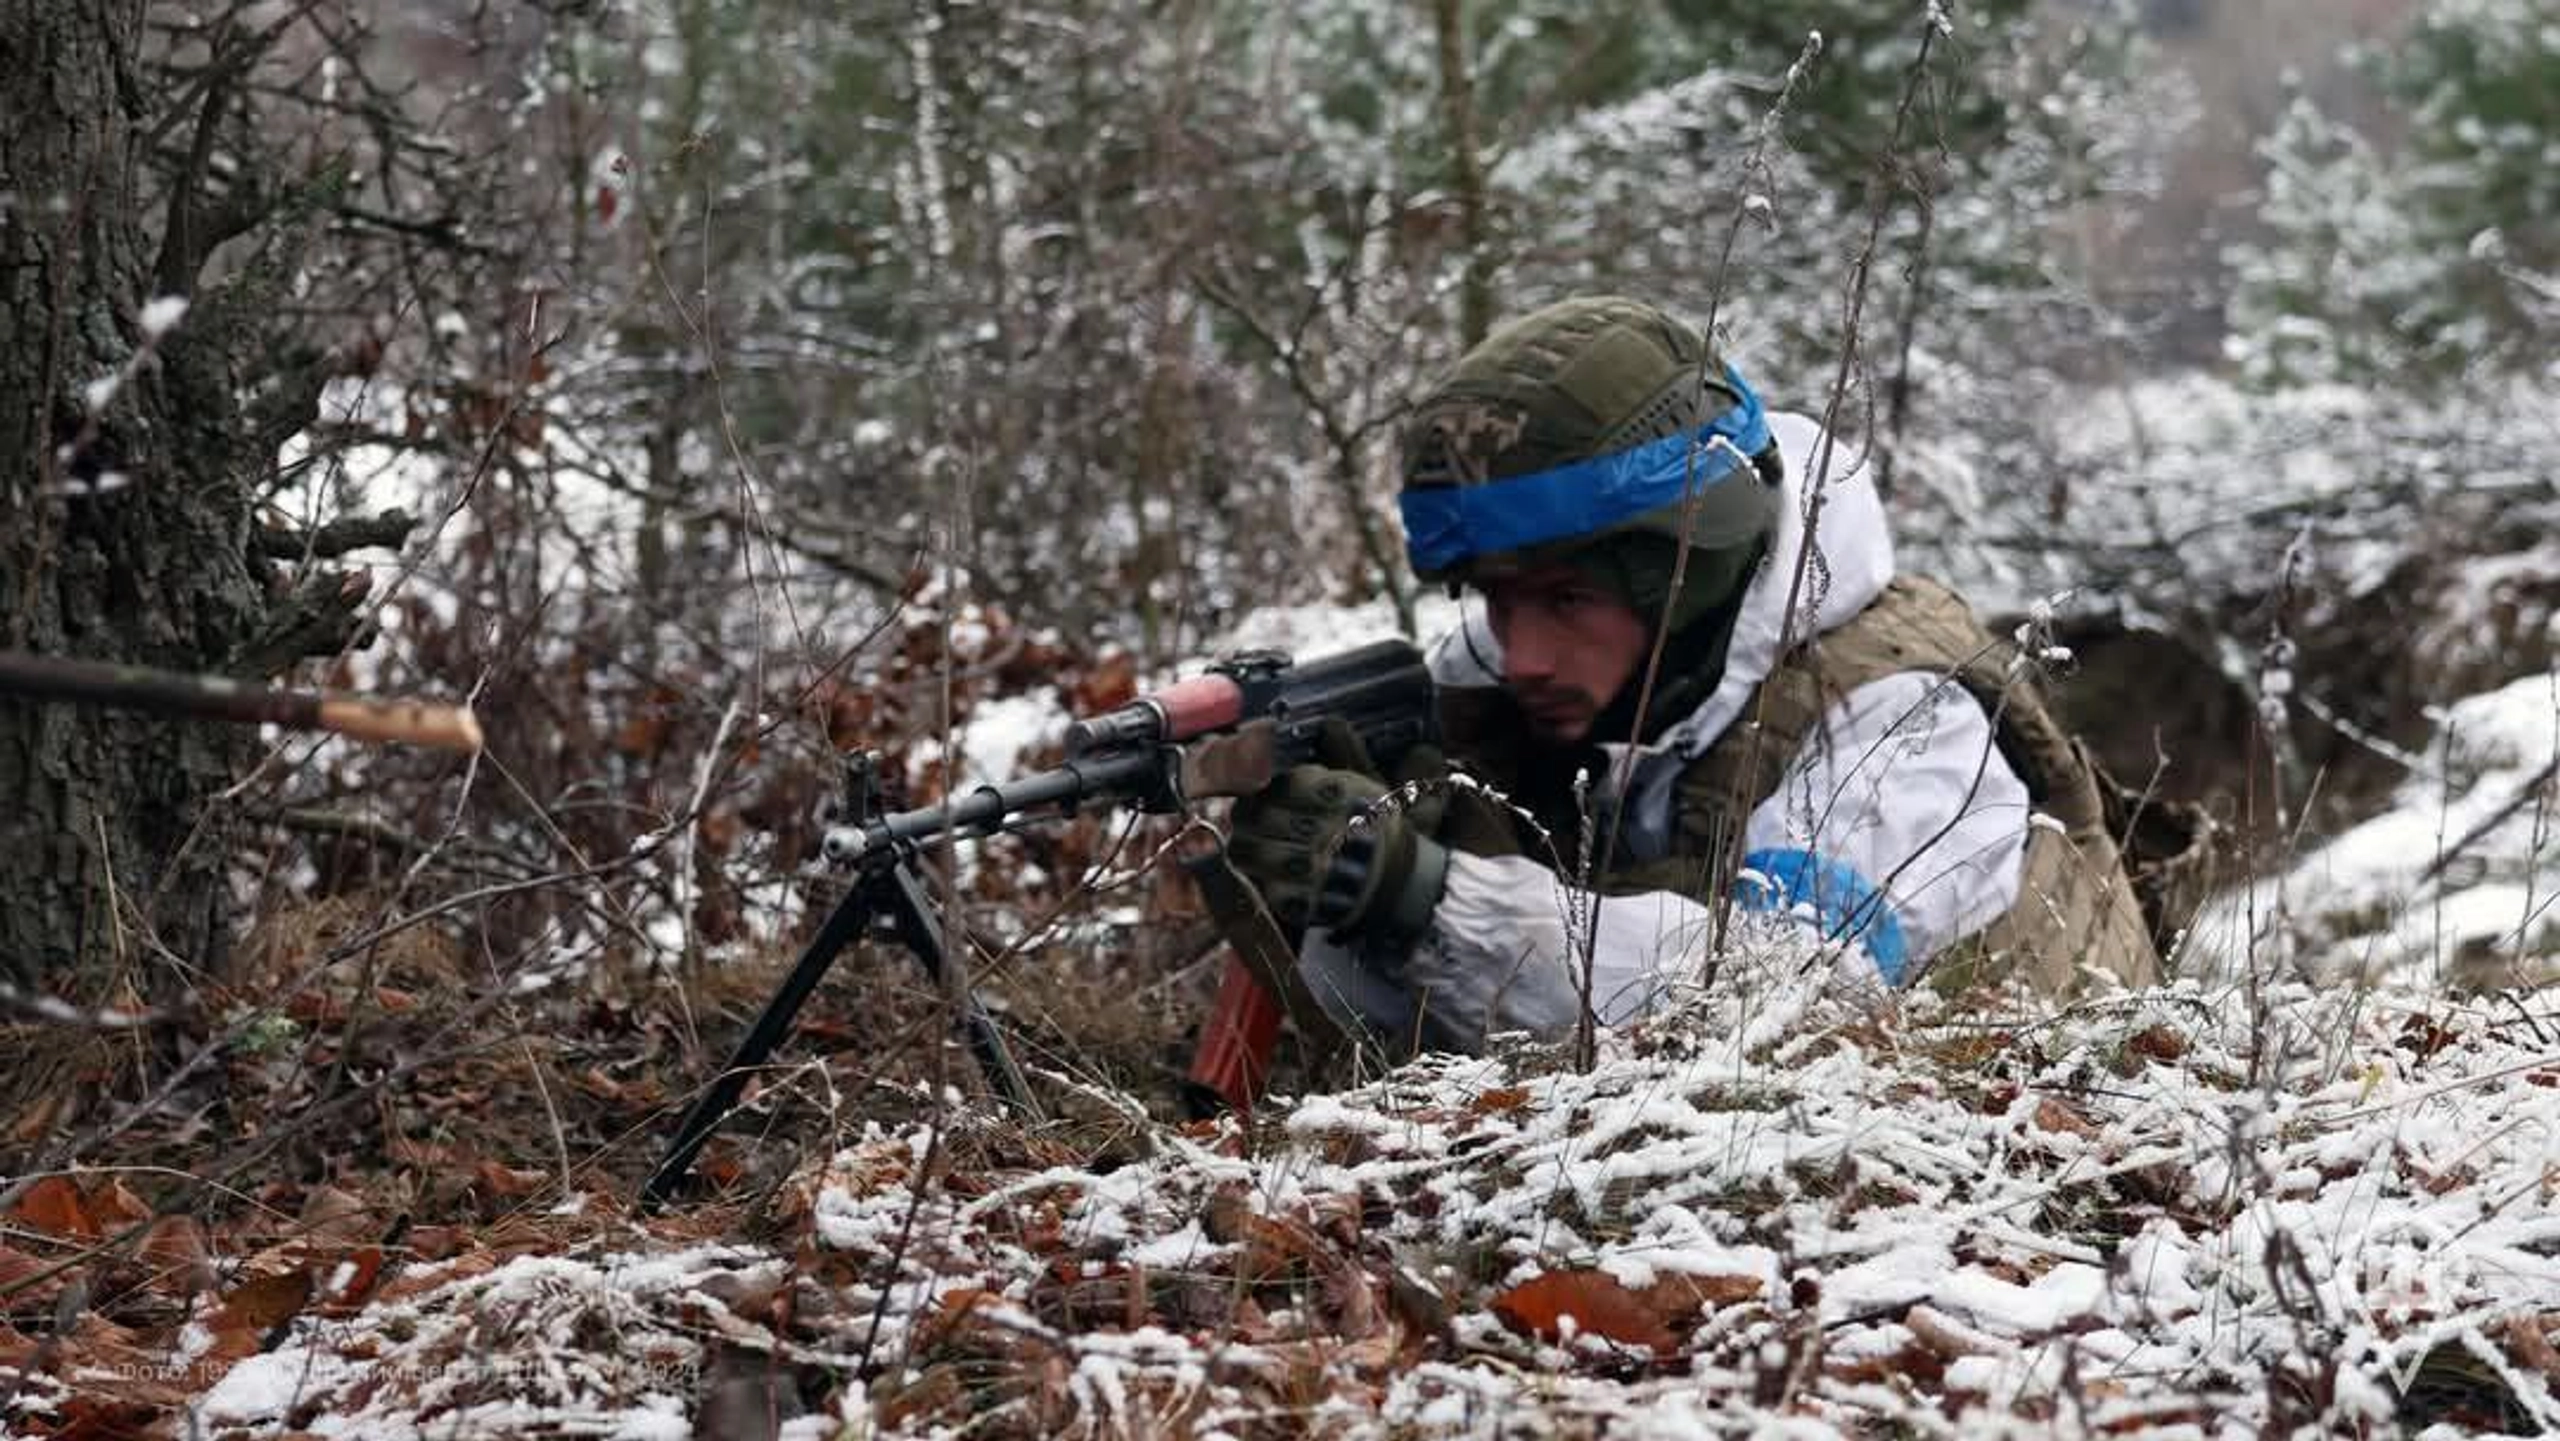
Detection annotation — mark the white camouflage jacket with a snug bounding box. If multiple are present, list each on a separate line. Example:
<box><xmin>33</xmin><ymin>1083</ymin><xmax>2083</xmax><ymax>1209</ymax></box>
<box><xmin>1301</xmin><ymin>411</ymin><xmax>2032</xmax><ymax>1051</ymax></box>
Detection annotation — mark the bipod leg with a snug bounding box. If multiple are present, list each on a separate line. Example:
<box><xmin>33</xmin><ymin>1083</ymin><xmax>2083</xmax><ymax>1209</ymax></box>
<box><xmin>882</xmin><ymin>858</ymin><xmax>1044</xmax><ymax>1121</ymax></box>
<box><xmin>639</xmin><ymin>875</ymin><xmax>882</xmax><ymax>1211</ymax></box>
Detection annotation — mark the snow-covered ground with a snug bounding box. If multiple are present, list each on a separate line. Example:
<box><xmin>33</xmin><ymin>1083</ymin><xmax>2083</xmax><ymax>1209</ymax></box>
<box><xmin>2194</xmin><ymin>671</ymin><xmax>2559</xmax><ymax>990</ymax></box>
<box><xmin>160</xmin><ymin>932</ymin><xmax>2560</xmax><ymax>1439</ymax></box>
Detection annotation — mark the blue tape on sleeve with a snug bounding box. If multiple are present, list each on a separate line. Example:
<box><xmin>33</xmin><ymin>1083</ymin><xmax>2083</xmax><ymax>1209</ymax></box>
<box><xmin>1732</xmin><ymin>847</ymin><xmax>1912</xmax><ymax>985</ymax></box>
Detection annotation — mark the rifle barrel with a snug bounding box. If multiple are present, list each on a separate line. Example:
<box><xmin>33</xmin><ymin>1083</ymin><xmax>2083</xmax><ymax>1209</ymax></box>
<box><xmin>823</xmin><ymin>747</ymin><xmax>1165</xmax><ymax>866</ymax></box>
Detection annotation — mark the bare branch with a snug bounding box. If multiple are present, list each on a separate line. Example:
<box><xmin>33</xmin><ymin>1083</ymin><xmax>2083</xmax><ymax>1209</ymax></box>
<box><xmin>255</xmin><ymin>508</ymin><xmax>417</xmax><ymax>561</ymax></box>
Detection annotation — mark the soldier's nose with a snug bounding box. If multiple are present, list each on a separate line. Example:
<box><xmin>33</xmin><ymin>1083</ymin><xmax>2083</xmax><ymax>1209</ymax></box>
<box><xmin>1502</xmin><ymin>615</ymin><xmax>1560</xmax><ymax>682</ymax></box>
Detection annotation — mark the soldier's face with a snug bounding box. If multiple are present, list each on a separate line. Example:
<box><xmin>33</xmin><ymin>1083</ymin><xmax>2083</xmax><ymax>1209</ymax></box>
<box><xmin>1481</xmin><ymin>565</ymin><xmax>1649</xmax><ymax>744</ymax></box>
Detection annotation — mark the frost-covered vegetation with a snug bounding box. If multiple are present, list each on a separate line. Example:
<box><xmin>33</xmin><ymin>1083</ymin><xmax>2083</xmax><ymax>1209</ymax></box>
<box><xmin>151</xmin><ymin>954</ymin><xmax>2560</xmax><ymax>1437</ymax></box>
<box><xmin>2225</xmin><ymin>0</ymin><xmax>2559</xmax><ymax>384</ymax></box>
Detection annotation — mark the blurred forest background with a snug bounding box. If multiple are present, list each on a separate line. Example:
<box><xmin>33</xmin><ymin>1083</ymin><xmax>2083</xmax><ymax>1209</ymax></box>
<box><xmin>3</xmin><ymin>0</ymin><xmax>2555</xmax><ymax>1176</ymax></box>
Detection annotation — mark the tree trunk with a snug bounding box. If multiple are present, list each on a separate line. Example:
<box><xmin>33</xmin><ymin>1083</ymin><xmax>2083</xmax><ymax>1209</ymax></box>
<box><xmin>0</xmin><ymin>4</ymin><xmax>274</xmax><ymax>999</ymax></box>
<box><xmin>1430</xmin><ymin>0</ymin><xmax>1493</xmax><ymax>348</ymax></box>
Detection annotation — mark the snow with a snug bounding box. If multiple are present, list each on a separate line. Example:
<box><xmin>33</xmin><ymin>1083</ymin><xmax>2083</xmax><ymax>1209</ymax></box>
<box><xmin>138</xmin><ymin>294</ymin><xmax>190</xmax><ymax>339</ymax></box>
<box><xmin>190</xmin><ymin>1247</ymin><xmax>763</xmax><ymax>1437</ymax></box>
<box><xmin>1822</xmin><ymin>1238</ymin><xmax>1955</xmax><ymax>1313</ymax></box>
<box><xmin>1210</xmin><ymin>591</ymin><xmax>1462</xmax><ymax>660</ymax></box>
<box><xmin>199</xmin><ymin>1350</ymin><xmax>357</xmax><ymax>1425</ymax></box>
<box><xmin>1900</xmin><ymin>365</ymin><xmax>2560</xmax><ymax>624</ymax></box>
<box><xmin>15</xmin><ymin>0</ymin><xmax>2550</xmax><ymax>1428</ymax></box>
<box><xmin>166</xmin><ymin>923</ymin><xmax>2560</xmax><ymax>1436</ymax></box>
<box><xmin>2195</xmin><ymin>670</ymin><xmax>2560</xmax><ymax>986</ymax></box>
<box><xmin>1935</xmin><ymin>1262</ymin><xmax>2108</xmax><ymax>1333</ymax></box>
<box><xmin>954</xmin><ymin>690</ymin><xmax>1065</xmax><ymax>784</ymax></box>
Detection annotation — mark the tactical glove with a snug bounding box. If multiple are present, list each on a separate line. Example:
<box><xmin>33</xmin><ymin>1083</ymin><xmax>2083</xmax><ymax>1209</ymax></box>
<box><xmin>1229</xmin><ymin>724</ymin><xmax>1451</xmax><ymax>943</ymax></box>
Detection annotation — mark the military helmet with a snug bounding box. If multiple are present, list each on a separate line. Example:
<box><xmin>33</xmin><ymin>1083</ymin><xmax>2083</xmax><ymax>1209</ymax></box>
<box><xmin>1397</xmin><ymin>296</ymin><xmax>1782</xmax><ymax>632</ymax></box>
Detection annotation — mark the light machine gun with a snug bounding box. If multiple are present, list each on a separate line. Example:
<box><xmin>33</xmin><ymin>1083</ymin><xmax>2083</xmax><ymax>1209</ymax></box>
<box><xmin>640</xmin><ymin>639</ymin><xmax>1436</xmax><ymax>1208</ymax></box>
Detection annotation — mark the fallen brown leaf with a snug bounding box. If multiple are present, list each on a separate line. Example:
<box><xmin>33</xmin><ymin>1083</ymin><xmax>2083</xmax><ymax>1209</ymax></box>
<box><xmin>1202</xmin><ymin>1181</ymin><xmax>1252</xmax><ymax>1244</ymax></box>
<box><xmin>2503</xmin><ymin>1314</ymin><xmax>2560</xmax><ymax>1378</ymax></box>
<box><xmin>318</xmin><ymin>1246</ymin><xmax>387</xmax><ymax>1313</ymax></box>
<box><xmin>1324</xmin><ymin>1265</ymin><xmax>1388</xmax><ymax>1341</ymax></box>
<box><xmin>2033</xmin><ymin>1096</ymin><xmax>2102</xmax><ymax>1139</ymax></box>
<box><xmin>2099</xmin><ymin>1403</ymin><xmax>2218</xmax><ymax>1434</ymax></box>
<box><xmin>371</xmin><ymin>1250</ymin><xmax>503</xmax><ymax>1306</ymax></box>
<box><xmin>1638</xmin><ymin>1271</ymin><xmax>1765</xmax><ymax>1321</ymax></box>
<box><xmin>1492</xmin><ymin>1270</ymin><xmax>1675</xmax><ymax>1356</ymax></box>
<box><xmin>1928</xmin><ymin>1034</ymin><xmax>2011</xmax><ymax>1069</ymax></box>
<box><xmin>699</xmin><ymin>1151</ymin><xmax>744</xmax><ymax>1191</ymax></box>
<box><xmin>1233</xmin><ymin>1213</ymin><xmax>1335</xmax><ymax>1285</ymax></box>
<box><xmin>1308</xmin><ymin>1190</ymin><xmax>1364</xmax><ymax>1248</ymax></box>
<box><xmin>1827</xmin><ymin>1334</ymin><xmax>1949</xmax><ymax>1388</ymax></box>
<box><xmin>920</xmin><ymin>1285</ymin><xmax>999</xmax><ymax>1349</ymax></box>
<box><xmin>216</xmin><ymin>1267</ymin><xmax>315</xmax><ymax>1334</ymax></box>
<box><xmin>877</xmin><ymin>1364</ymin><xmax>963</xmax><ymax>1429</ymax></box>
<box><xmin>298</xmin><ymin>1184</ymin><xmax>375</xmax><ymax>1247</ymax></box>
<box><xmin>286</xmin><ymin>990</ymin><xmax>347</xmax><ymax>1025</ymax></box>
<box><xmin>472</xmin><ymin>1159</ymin><xmax>547</xmax><ymax>1200</ymax></box>
<box><xmin>1906</xmin><ymin>1303</ymin><xmax>2002</xmax><ymax>1359</ymax></box>
<box><xmin>2125</xmin><ymin>1025</ymin><xmax>2189</xmax><ymax>1062</ymax></box>
<box><xmin>196</xmin><ymin>1266</ymin><xmax>317</xmax><ymax>1371</ymax></box>
<box><xmin>137</xmin><ymin>1215</ymin><xmax>215</xmax><ymax>1294</ymax></box>
<box><xmin>0</xmin><ymin>1245</ymin><xmax>64</xmax><ymax>1306</ymax></box>
<box><xmin>90</xmin><ymin>1179</ymin><xmax>149</xmax><ymax>1229</ymax></box>
<box><xmin>403</xmin><ymin>1224</ymin><xmax>466</xmax><ymax>1261</ymax></box>
<box><xmin>13</xmin><ymin>1176</ymin><xmax>97</xmax><ymax>1239</ymax></box>
<box><xmin>47</xmin><ymin>1313</ymin><xmax>200</xmax><ymax>1409</ymax></box>
<box><xmin>1018</xmin><ymin>1200</ymin><xmax>1067</xmax><ymax>1255</ymax></box>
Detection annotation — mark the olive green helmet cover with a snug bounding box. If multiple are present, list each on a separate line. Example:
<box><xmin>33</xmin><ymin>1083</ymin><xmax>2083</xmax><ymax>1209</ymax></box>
<box><xmin>1398</xmin><ymin>296</ymin><xmax>1783</xmax><ymax>636</ymax></box>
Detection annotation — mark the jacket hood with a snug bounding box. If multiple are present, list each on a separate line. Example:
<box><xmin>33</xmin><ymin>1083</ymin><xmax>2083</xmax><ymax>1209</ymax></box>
<box><xmin>1426</xmin><ymin>408</ymin><xmax>1895</xmax><ymax>759</ymax></box>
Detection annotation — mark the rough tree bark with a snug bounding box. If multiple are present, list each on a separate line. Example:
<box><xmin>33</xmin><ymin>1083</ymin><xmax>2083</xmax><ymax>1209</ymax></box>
<box><xmin>0</xmin><ymin>5</ymin><xmax>321</xmax><ymax>998</ymax></box>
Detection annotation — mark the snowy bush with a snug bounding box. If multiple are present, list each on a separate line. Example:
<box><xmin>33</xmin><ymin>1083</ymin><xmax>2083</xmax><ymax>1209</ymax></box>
<box><xmin>2226</xmin><ymin>0</ymin><xmax>2560</xmax><ymax>386</ymax></box>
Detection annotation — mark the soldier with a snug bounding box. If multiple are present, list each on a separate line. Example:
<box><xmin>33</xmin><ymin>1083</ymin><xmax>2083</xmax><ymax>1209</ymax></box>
<box><xmin>1228</xmin><ymin>297</ymin><xmax>2159</xmax><ymax>1053</ymax></box>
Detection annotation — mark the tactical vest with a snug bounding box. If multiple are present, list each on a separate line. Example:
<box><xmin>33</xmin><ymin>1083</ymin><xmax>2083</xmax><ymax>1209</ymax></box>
<box><xmin>1439</xmin><ymin>577</ymin><xmax>2163</xmax><ymax>996</ymax></box>
<box><xmin>1677</xmin><ymin>576</ymin><xmax>2159</xmax><ymax>994</ymax></box>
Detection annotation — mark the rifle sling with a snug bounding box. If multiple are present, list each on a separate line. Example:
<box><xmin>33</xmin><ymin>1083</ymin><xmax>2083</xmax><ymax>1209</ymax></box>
<box><xmin>1185</xmin><ymin>841</ymin><xmax>1349</xmax><ymax>1072</ymax></box>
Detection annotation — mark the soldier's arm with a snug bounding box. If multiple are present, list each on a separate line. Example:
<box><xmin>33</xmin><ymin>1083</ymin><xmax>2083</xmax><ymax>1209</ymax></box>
<box><xmin>1729</xmin><ymin>670</ymin><xmax>2032</xmax><ymax>982</ymax></box>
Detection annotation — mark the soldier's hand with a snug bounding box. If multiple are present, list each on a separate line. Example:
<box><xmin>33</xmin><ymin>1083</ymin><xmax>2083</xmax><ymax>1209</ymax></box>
<box><xmin>1229</xmin><ymin>764</ymin><xmax>1447</xmax><ymax>943</ymax></box>
<box><xmin>1316</xmin><ymin>713</ymin><xmax>1454</xmax><ymax>837</ymax></box>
